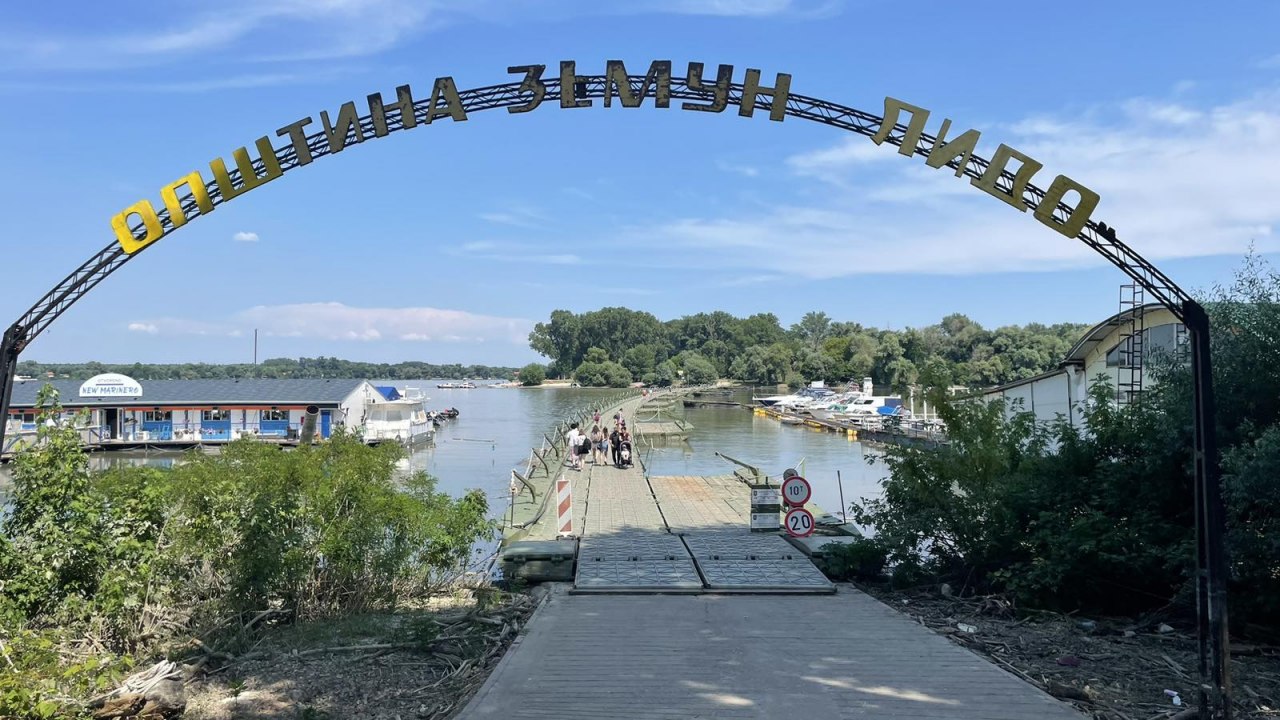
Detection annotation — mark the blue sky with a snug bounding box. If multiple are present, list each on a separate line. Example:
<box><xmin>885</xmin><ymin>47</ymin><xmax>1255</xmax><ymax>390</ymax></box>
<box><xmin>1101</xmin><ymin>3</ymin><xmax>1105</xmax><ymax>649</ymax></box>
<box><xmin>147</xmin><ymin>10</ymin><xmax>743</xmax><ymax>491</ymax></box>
<box><xmin>3</xmin><ymin>1</ymin><xmax>1280</xmax><ymax>366</ymax></box>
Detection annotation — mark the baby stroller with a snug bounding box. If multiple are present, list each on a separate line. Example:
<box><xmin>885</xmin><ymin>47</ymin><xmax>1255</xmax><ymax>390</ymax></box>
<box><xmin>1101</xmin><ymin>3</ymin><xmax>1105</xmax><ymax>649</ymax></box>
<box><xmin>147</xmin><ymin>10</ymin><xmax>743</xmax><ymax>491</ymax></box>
<box><xmin>615</xmin><ymin>439</ymin><xmax>633</xmax><ymax>468</ymax></box>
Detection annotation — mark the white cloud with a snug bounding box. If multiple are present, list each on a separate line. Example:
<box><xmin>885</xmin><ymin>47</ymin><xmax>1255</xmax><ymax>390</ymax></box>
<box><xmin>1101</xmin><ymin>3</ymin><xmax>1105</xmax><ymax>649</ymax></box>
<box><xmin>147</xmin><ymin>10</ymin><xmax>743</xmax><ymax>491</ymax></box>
<box><xmin>478</xmin><ymin>208</ymin><xmax>547</xmax><ymax>229</ymax></box>
<box><xmin>0</xmin><ymin>0</ymin><xmax>436</xmax><ymax>71</ymax></box>
<box><xmin>648</xmin><ymin>0</ymin><xmax>839</xmax><ymax>16</ymax></box>
<box><xmin>625</xmin><ymin>86</ymin><xmax>1280</xmax><ymax>277</ymax></box>
<box><xmin>127</xmin><ymin>304</ymin><xmax>533</xmax><ymax>345</ymax></box>
<box><xmin>451</xmin><ymin>240</ymin><xmax>583</xmax><ymax>265</ymax></box>
<box><xmin>717</xmin><ymin>160</ymin><xmax>760</xmax><ymax>178</ymax></box>
<box><xmin>232</xmin><ymin>231</ymin><xmax>259</xmax><ymax>242</ymax></box>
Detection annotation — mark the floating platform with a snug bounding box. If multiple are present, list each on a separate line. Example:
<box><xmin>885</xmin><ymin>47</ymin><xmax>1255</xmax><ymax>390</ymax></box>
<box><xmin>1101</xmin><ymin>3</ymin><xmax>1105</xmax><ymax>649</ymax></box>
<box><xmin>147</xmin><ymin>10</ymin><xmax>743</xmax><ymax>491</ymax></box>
<box><xmin>751</xmin><ymin>405</ymin><xmax>946</xmax><ymax>448</ymax></box>
<box><xmin>681</xmin><ymin>399</ymin><xmax>743</xmax><ymax>408</ymax></box>
<box><xmin>633</xmin><ymin>421</ymin><xmax>689</xmax><ymax>437</ymax></box>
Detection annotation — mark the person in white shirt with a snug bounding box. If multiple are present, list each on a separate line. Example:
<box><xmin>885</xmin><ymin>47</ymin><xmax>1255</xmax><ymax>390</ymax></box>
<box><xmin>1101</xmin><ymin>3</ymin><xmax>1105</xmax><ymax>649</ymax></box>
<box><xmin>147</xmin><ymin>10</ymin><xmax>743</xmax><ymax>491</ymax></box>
<box><xmin>565</xmin><ymin>422</ymin><xmax>583</xmax><ymax>471</ymax></box>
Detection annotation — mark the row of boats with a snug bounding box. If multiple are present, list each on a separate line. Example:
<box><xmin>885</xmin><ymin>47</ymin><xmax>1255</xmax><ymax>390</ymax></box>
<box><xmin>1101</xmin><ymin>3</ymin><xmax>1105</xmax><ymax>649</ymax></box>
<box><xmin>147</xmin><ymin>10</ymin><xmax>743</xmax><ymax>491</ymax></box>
<box><xmin>753</xmin><ymin>378</ymin><xmax>944</xmax><ymax>433</ymax></box>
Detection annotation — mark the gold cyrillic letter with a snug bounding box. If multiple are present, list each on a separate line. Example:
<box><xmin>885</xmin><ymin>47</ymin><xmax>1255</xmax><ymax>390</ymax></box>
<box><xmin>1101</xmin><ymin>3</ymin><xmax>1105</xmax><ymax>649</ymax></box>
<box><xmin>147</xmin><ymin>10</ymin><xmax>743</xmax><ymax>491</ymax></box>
<box><xmin>160</xmin><ymin>171</ymin><xmax>214</xmax><ymax>228</ymax></box>
<box><xmin>320</xmin><ymin>101</ymin><xmax>365</xmax><ymax>153</ymax></box>
<box><xmin>872</xmin><ymin>97</ymin><xmax>930</xmax><ymax>157</ymax></box>
<box><xmin>111</xmin><ymin>200</ymin><xmax>164</xmax><ymax>255</ymax></box>
<box><xmin>683</xmin><ymin>62</ymin><xmax>732</xmax><ymax>113</ymax></box>
<box><xmin>738</xmin><ymin>69</ymin><xmax>790</xmax><ymax>121</ymax></box>
<box><xmin>604</xmin><ymin>60</ymin><xmax>672</xmax><ymax>108</ymax></box>
<box><xmin>508</xmin><ymin>65</ymin><xmax>546</xmax><ymax>114</ymax></box>
<box><xmin>426</xmin><ymin>77</ymin><xmax>467</xmax><ymax>122</ymax></box>
<box><xmin>559</xmin><ymin>61</ymin><xmax>591</xmax><ymax>109</ymax></box>
<box><xmin>1035</xmin><ymin>175</ymin><xmax>1100</xmax><ymax>238</ymax></box>
<box><xmin>276</xmin><ymin>117</ymin><xmax>314</xmax><ymax>166</ymax></box>
<box><xmin>368</xmin><ymin>84</ymin><xmax>417</xmax><ymax>137</ymax></box>
<box><xmin>210</xmin><ymin>137</ymin><xmax>284</xmax><ymax>201</ymax></box>
<box><xmin>972</xmin><ymin>143</ymin><xmax>1043</xmax><ymax>211</ymax></box>
<box><xmin>924</xmin><ymin>118</ymin><xmax>981</xmax><ymax>177</ymax></box>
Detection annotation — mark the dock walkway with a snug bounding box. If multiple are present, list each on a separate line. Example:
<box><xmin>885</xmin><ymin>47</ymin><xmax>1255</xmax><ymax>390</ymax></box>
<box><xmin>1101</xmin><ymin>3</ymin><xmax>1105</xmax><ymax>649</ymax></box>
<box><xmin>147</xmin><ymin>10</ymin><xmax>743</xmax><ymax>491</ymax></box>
<box><xmin>467</xmin><ymin>392</ymin><xmax>1088</xmax><ymax>719</ymax></box>
<box><xmin>460</xmin><ymin>586</ymin><xmax>1086</xmax><ymax>719</ymax></box>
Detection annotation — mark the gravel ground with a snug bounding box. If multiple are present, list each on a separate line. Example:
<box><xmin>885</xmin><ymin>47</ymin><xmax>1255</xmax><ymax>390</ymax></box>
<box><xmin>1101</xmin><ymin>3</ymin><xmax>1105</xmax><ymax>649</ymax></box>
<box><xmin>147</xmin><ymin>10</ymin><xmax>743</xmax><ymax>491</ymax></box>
<box><xmin>182</xmin><ymin>590</ymin><xmax>540</xmax><ymax>720</ymax></box>
<box><xmin>859</xmin><ymin>584</ymin><xmax>1280</xmax><ymax>719</ymax></box>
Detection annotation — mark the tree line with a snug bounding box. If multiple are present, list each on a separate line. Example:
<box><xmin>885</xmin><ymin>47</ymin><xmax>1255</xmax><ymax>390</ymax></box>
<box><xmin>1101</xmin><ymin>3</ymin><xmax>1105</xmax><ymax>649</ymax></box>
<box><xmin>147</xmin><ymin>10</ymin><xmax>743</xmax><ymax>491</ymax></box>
<box><xmin>527</xmin><ymin>307</ymin><xmax>1089</xmax><ymax>389</ymax></box>
<box><xmin>849</xmin><ymin>255</ymin><xmax>1280</xmax><ymax>635</ymax></box>
<box><xmin>15</xmin><ymin>357</ymin><xmax>518</xmax><ymax>382</ymax></box>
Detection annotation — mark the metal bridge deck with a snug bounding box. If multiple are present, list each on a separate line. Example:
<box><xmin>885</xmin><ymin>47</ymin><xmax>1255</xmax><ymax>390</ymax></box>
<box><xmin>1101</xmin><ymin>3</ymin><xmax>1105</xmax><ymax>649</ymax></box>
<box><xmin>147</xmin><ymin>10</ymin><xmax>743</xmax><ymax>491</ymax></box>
<box><xmin>569</xmin><ymin>460</ymin><xmax>832</xmax><ymax>593</ymax></box>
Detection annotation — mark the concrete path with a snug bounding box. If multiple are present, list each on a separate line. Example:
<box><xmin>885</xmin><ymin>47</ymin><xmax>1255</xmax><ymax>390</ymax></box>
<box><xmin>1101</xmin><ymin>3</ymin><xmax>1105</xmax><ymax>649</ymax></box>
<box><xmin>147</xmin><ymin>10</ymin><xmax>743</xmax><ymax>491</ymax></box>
<box><xmin>458</xmin><ymin>587</ymin><xmax>1086</xmax><ymax>719</ymax></box>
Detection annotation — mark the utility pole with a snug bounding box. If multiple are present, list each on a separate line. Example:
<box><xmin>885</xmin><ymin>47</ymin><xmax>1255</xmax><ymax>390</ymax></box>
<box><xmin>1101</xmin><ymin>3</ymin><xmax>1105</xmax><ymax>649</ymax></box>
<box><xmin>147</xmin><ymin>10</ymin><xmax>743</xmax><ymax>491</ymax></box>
<box><xmin>254</xmin><ymin>329</ymin><xmax>258</xmax><ymax>365</ymax></box>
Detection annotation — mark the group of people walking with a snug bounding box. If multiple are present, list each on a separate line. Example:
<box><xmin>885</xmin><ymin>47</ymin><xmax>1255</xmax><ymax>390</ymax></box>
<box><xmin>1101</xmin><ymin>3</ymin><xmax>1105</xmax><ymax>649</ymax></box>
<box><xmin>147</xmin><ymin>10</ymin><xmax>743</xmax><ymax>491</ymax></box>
<box><xmin>565</xmin><ymin>409</ymin><xmax>633</xmax><ymax>471</ymax></box>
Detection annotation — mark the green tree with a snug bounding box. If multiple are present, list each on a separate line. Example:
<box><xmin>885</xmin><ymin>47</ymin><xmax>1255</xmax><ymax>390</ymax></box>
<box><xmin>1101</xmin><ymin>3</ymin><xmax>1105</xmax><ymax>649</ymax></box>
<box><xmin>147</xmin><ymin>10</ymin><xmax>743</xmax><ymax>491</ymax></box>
<box><xmin>678</xmin><ymin>353</ymin><xmax>719</xmax><ymax>385</ymax></box>
<box><xmin>518</xmin><ymin>363</ymin><xmax>546</xmax><ymax>386</ymax></box>
<box><xmin>792</xmin><ymin>311</ymin><xmax>833</xmax><ymax>350</ymax></box>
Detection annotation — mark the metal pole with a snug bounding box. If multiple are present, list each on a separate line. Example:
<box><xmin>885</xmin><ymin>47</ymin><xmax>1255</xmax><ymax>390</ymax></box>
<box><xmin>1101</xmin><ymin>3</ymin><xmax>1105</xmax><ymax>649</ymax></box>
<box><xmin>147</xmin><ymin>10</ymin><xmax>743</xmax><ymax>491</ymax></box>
<box><xmin>1184</xmin><ymin>300</ymin><xmax>1231</xmax><ymax>719</ymax></box>
<box><xmin>837</xmin><ymin>470</ymin><xmax>847</xmax><ymax>524</ymax></box>
<box><xmin>0</xmin><ymin>323</ymin><xmax>23</xmax><ymax>458</ymax></box>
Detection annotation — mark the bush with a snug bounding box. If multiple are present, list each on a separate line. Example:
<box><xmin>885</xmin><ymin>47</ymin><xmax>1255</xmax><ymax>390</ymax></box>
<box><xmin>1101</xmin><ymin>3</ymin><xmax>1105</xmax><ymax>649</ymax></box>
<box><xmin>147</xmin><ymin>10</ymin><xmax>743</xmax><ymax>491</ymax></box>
<box><xmin>518</xmin><ymin>363</ymin><xmax>546</xmax><ymax>386</ymax></box>
<box><xmin>822</xmin><ymin>539</ymin><xmax>888</xmax><ymax>582</ymax></box>
<box><xmin>0</xmin><ymin>390</ymin><xmax>496</xmax><ymax>714</ymax></box>
<box><xmin>854</xmin><ymin>381</ymin><xmax>1194</xmax><ymax>615</ymax></box>
<box><xmin>678</xmin><ymin>353</ymin><xmax>718</xmax><ymax>385</ymax></box>
<box><xmin>574</xmin><ymin>360</ymin><xmax>632</xmax><ymax>388</ymax></box>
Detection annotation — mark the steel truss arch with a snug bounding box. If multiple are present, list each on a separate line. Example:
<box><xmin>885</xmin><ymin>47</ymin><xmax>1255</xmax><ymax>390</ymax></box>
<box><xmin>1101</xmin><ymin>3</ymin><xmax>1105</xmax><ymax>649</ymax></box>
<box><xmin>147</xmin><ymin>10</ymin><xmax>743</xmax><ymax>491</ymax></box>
<box><xmin>5</xmin><ymin>73</ymin><xmax>1193</xmax><ymax>354</ymax></box>
<box><xmin>0</xmin><ymin>68</ymin><xmax>1229</xmax><ymax>719</ymax></box>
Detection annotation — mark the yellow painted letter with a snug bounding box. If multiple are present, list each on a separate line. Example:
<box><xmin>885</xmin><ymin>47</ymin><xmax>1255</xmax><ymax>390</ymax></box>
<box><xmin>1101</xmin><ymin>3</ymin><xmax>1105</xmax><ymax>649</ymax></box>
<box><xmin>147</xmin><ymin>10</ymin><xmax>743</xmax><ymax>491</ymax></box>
<box><xmin>425</xmin><ymin>76</ymin><xmax>467</xmax><ymax>122</ymax></box>
<box><xmin>320</xmin><ymin>101</ymin><xmax>365</xmax><ymax>153</ymax></box>
<box><xmin>559</xmin><ymin>61</ymin><xmax>591</xmax><ymax>109</ymax></box>
<box><xmin>739</xmin><ymin>69</ymin><xmax>791</xmax><ymax>121</ymax></box>
<box><xmin>210</xmin><ymin>136</ymin><xmax>284</xmax><ymax>201</ymax></box>
<box><xmin>872</xmin><ymin>98</ymin><xmax>930</xmax><ymax>157</ymax></box>
<box><xmin>683</xmin><ymin>63</ymin><xmax>732</xmax><ymax>113</ymax></box>
<box><xmin>111</xmin><ymin>200</ymin><xmax>164</xmax><ymax>255</ymax></box>
<box><xmin>924</xmin><ymin>119</ymin><xmax>981</xmax><ymax>177</ymax></box>
<box><xmin>160</xmin><ymin>171</ymin><xmax>214</xmax><ymax>228</ymax></box>
<box><xmin>508</xmin><ymin>65</ymin><xmax>547</xmax><ymax>114</ymax></box>
<box><xmin>276</xmin><ymin>117</ymin><xmax>314</xmax><ymax>166</ymax></box>
<box><xmin>1034</xmin><ymin>175</ymin><xmax>1101</xmax><ymax>238</ymax></box>
<box><xmin>604</xmin><ymin>60</ymin><xmax>672</xmax><ymax>108</ymax></box>
<box><xmin>971</xmin><ymin>143</ymin><xmax>1043</xmax><ymax>211</ymax></box>
<box><xmin>368</xmin><ymin>84</ymin><xmax>417</xmax><ymax>137</ymax></box>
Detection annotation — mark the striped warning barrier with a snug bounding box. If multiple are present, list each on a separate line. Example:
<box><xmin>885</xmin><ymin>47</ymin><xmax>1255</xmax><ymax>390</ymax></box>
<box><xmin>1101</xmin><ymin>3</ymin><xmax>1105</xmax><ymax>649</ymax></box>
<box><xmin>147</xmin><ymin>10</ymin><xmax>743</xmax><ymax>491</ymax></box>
<box><xmin>556</xmin><ymin>474</ymin><xmax>573</xmax><ymax>537</ymax></box>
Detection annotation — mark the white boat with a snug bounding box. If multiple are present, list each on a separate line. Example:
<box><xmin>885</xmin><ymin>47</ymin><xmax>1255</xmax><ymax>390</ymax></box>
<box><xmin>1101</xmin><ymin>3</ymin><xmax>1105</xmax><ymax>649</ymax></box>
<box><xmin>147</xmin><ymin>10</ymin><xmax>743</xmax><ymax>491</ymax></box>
<box><xmin>754</xmin><ymin>384</ymin><xmax>835</xmax><ymax>408</ymax></box>
<box><xmin>362</xmin><ymin>386</ymin><xmax>434</xmax><ymax>447</ymax></box>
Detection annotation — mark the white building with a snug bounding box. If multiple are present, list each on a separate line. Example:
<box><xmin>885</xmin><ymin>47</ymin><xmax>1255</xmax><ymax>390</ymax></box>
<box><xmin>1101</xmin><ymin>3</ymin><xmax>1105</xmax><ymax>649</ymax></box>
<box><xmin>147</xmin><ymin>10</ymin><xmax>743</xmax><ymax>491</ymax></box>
<box><xmin>5</xmin><ymin>378</ymin><xmax>433</xmax><ymax>450</ymax></box>
<box><xmin>981</xmin><ymin>304</ymin><xmax>1185</xmax><ymax>427</ymax></box>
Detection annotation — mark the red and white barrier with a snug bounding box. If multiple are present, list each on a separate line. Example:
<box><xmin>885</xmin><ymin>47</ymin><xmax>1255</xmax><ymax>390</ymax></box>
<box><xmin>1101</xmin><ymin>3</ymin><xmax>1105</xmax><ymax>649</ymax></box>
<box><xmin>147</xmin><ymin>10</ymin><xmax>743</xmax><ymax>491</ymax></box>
<box><xmin>556</xmin><ymin>474</ymin><xmax>573</xmax><ymax>537</ymax></box>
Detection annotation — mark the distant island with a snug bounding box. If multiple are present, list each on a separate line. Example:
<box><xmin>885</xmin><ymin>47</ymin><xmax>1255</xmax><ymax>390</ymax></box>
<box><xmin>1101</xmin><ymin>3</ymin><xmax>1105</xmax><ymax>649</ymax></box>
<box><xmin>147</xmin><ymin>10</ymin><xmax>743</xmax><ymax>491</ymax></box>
<box><xmin>15</xmin><ymin>357</ymin><xmax>519</xmax><ymax>382</ymax></box>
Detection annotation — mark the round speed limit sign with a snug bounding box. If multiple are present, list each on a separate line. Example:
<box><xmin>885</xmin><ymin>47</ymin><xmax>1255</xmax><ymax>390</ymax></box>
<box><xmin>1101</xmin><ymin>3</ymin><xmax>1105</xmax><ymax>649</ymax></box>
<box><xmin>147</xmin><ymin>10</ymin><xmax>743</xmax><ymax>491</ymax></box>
<box><xmin>780</xmin><ymin>475</ymin><xmax>811</xmax><ymax>507</ymax></box>
<box><xmin>785</xmin><ymin>507</ymin><xmax>815</xmax><ymax>537</ymax></box>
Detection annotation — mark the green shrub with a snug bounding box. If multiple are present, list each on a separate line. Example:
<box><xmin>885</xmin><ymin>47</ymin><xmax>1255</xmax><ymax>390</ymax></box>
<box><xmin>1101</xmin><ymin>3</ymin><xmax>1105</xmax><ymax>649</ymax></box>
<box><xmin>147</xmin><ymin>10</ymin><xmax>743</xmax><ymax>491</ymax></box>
<box><xmin>822</xmin><ymin>539</ymin><xmax>887</xmax><ymax>582</ymax></box>
<box><xmin>0</xmin><ymin>390</ymin><xmax>496</xmax><ymax>713</ymax></box>
<box><xmin>518</xmin><ymin>363</ymin><xmax>546</xmax><ymax>386</ymax></box>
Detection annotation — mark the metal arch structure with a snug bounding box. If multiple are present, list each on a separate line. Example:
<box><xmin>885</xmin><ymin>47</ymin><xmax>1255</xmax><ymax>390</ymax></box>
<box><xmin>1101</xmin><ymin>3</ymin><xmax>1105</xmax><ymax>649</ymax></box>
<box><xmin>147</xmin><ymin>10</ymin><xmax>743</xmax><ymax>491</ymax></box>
<box><xmin>0</xmin><ymin>68</ymin><xmax>1230</xmax><ymax>717</ymax></box>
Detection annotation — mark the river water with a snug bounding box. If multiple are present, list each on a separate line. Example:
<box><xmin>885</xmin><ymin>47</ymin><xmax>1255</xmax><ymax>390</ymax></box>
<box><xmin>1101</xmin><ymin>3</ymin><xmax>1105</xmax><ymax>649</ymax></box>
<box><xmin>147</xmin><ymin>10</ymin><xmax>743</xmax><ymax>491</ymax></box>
<box><xmin>1</xmin><ymin>384</ymin><xmax>887</xmax><ymax>528</ymax></box>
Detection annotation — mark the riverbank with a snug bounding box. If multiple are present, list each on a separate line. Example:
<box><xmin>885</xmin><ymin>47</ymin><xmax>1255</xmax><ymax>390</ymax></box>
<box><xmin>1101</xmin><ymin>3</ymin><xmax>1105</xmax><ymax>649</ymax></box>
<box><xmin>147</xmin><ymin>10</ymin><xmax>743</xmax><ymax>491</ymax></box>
<box><xmin>183</xmin><ymin>587</ymin><xmax>541</xmax><ymax>720</ymax></box>
<box><xmin>858</xmin><ymin>584</ymin><xmax>1280</xmax><ymax>719</ymax></box>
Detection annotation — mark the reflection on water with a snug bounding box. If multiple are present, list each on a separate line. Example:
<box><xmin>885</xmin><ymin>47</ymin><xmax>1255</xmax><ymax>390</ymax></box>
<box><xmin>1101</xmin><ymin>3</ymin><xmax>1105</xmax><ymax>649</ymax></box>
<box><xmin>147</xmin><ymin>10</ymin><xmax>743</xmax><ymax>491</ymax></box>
<box><xmin>2</xmin><ymin>385</ymin><xmax>889</xmax><ymax>527</ymax></box>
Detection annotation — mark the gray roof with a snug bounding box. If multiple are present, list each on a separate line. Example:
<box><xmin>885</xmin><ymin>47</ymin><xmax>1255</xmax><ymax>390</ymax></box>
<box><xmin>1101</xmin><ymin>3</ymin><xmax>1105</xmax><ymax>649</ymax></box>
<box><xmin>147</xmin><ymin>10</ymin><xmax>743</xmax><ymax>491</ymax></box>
<box><xmin>8</xmin><ymin>378</ymin><xmax>366</xmax><ymax>408</ymax></box>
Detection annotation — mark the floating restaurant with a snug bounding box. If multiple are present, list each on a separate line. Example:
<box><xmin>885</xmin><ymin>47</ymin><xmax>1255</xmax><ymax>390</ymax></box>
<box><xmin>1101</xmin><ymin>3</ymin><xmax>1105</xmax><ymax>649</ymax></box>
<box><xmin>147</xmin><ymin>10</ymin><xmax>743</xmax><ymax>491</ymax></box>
<box><xmin>3</xmin><ymin>376</ymin><xmax>436</xmax><ymax>454</ymax></box>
